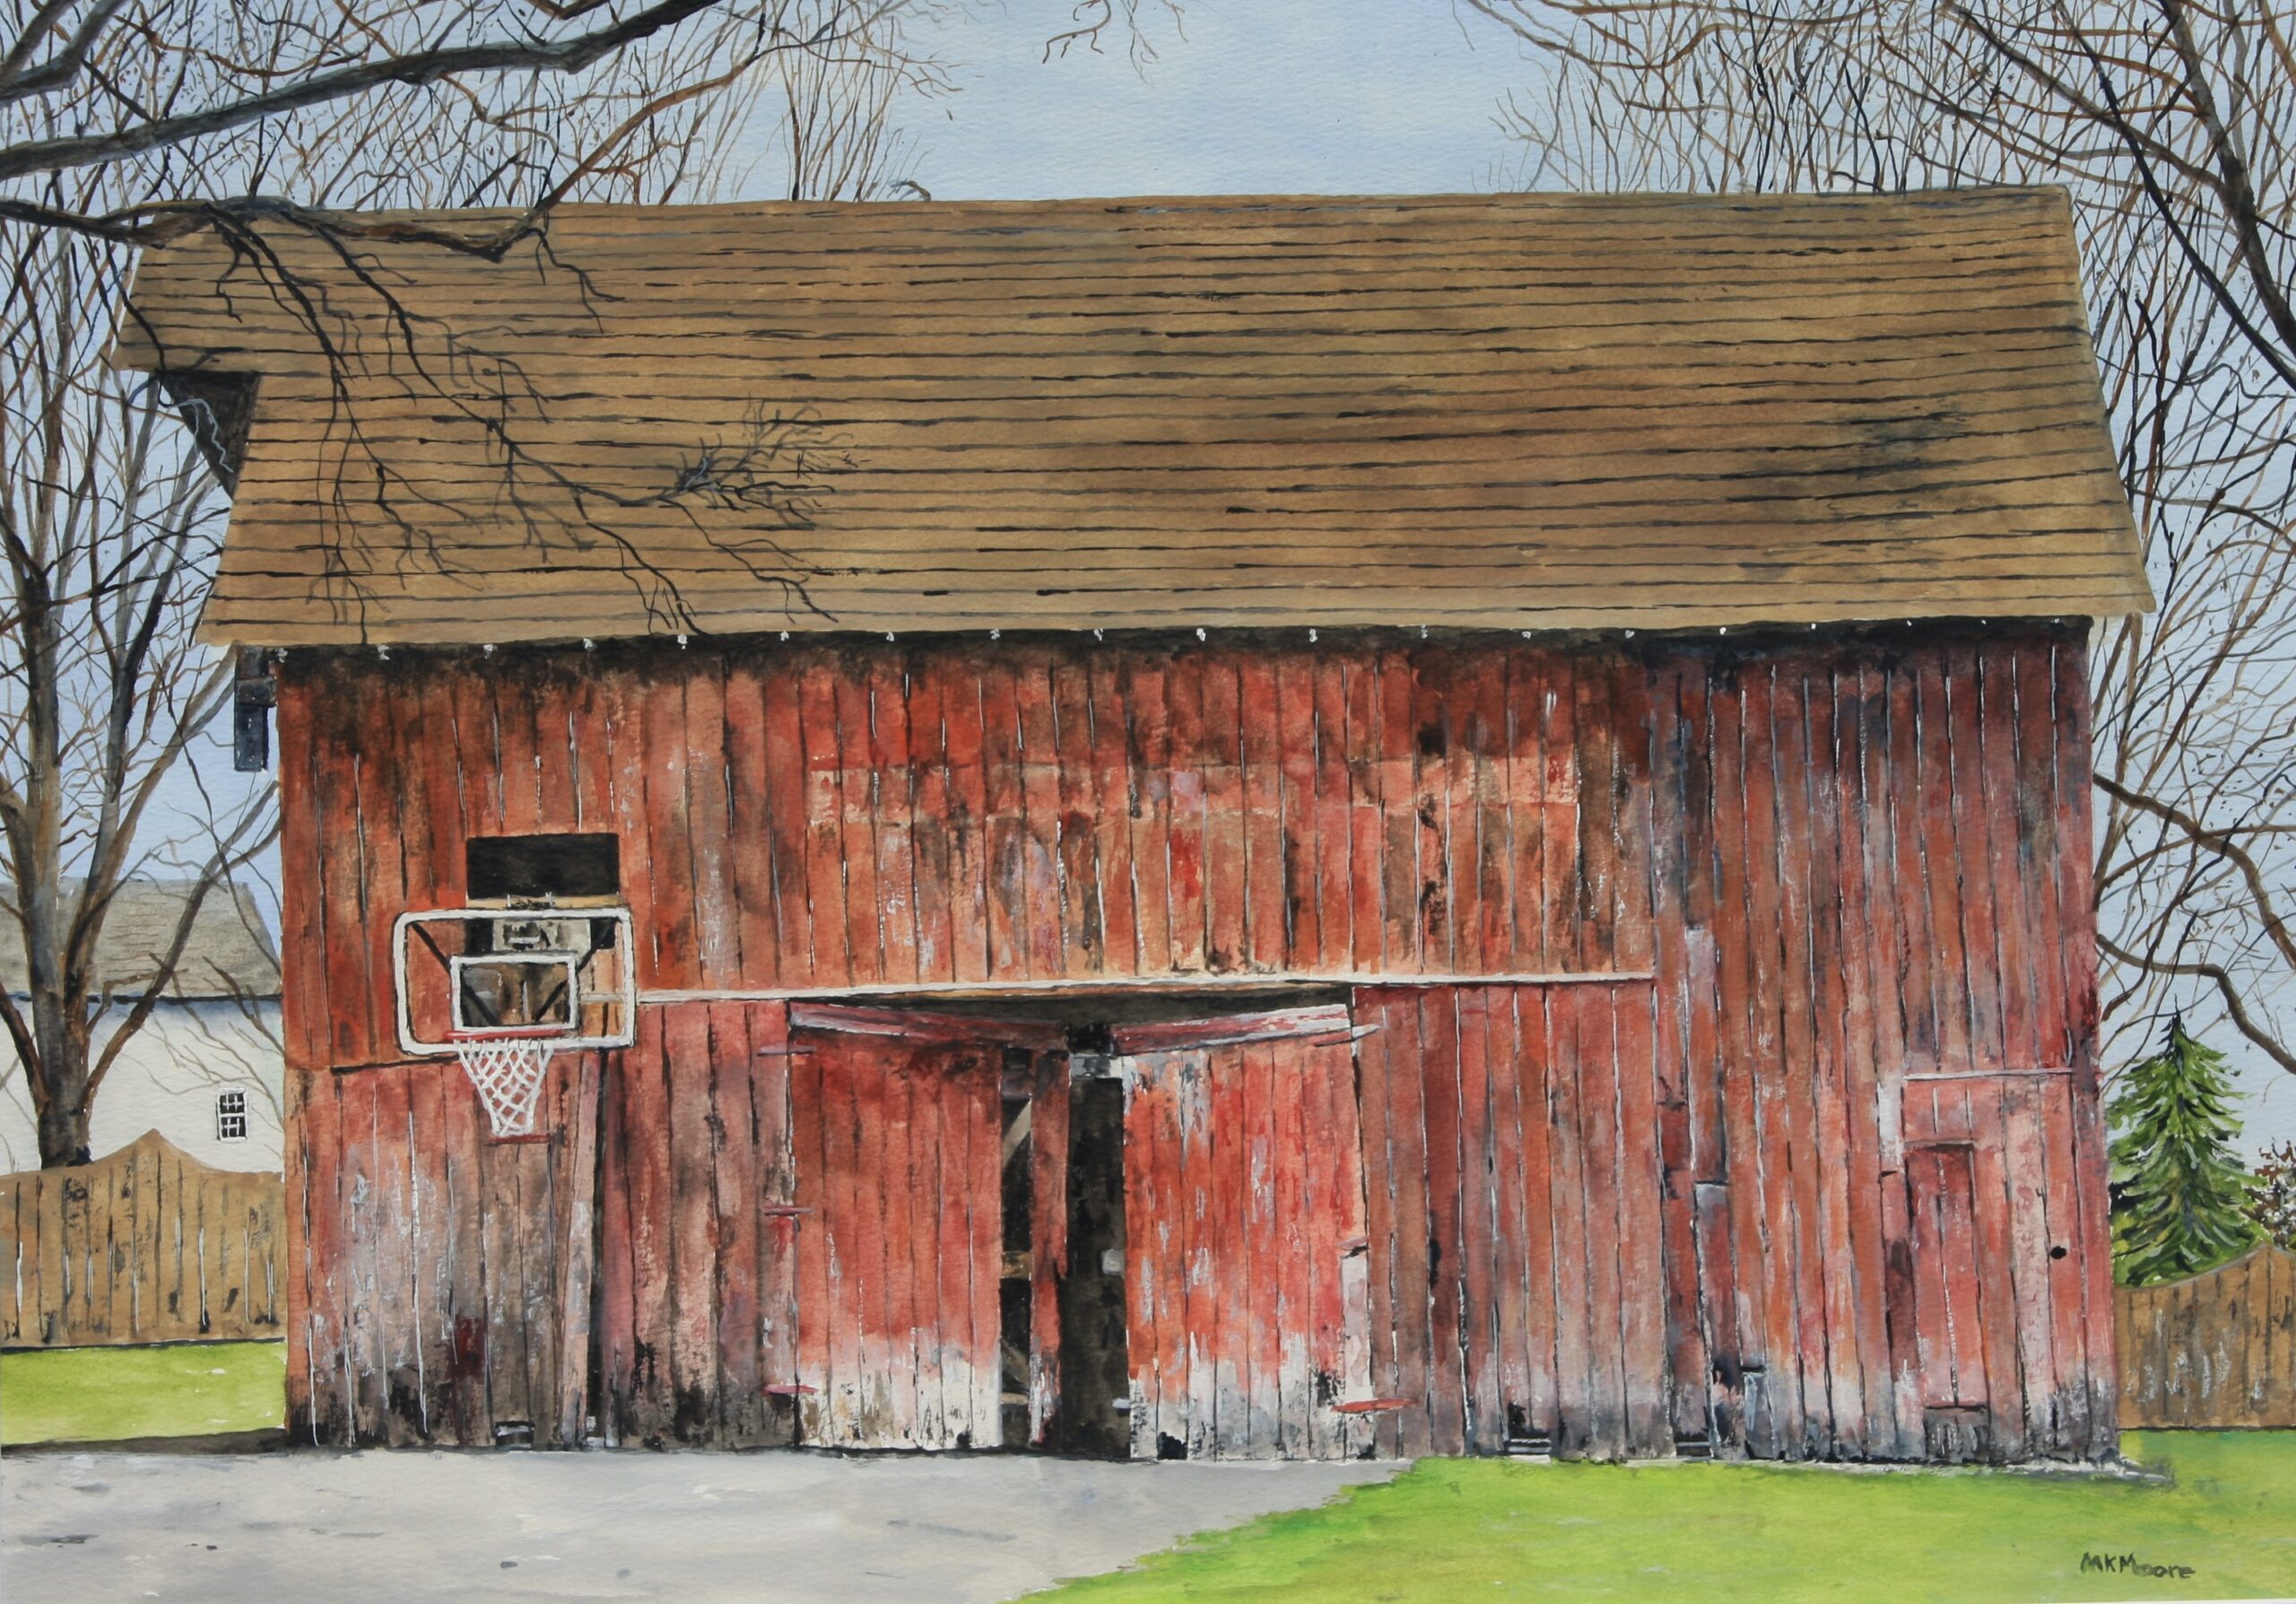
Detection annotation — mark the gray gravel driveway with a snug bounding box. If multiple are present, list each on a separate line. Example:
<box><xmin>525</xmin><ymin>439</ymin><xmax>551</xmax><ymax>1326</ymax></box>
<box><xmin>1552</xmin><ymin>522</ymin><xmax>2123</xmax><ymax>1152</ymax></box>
<box><xmin>4</xmin><ymin>1448</ymin><xmax>1396</xmax><ymax>1601</ymax></box>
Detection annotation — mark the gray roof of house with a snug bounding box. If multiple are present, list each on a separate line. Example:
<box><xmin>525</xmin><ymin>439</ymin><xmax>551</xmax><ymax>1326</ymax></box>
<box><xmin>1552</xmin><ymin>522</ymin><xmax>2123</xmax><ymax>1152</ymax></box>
<box><xmin>0</xmin><ymin>881</ymin><xmax>281</xmax><ymax>1000</ymax></box>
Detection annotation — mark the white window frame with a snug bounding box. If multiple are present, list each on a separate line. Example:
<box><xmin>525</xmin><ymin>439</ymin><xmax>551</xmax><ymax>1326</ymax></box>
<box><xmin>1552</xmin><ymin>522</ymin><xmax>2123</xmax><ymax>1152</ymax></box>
<box><xmin>216</xmin><ymin>1089</ymin><xmax>248</xmax><ymax>1143</ymax></box>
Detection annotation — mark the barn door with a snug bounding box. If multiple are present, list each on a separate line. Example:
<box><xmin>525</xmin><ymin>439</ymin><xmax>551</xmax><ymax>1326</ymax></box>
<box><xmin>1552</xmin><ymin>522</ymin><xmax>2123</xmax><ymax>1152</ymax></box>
<box><xmin>1905</xmin><ymin>1142</ymin><xmax>1995</xmax><ymax>1459</ymax></box>
<box><xmin>1111</xmin><ymin>1006</ymin><xmax>1373</xmax><ymax>1460</ymax></box>
<box><xmin>786</xmin><ymin>1004</ymin><xmax>1063</xmax><ymax>1450</ymax></box>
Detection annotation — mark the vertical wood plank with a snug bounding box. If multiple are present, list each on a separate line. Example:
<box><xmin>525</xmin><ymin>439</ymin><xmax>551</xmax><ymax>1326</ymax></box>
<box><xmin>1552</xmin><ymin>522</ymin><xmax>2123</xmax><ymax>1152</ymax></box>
<box><xmin>1777</xmin><ymin>657</ymin><xmax>1865</xmax><ymax>1456</ymax></box>
<box><xmin>1539</xmin><ymin>658</ymin><xmax>1578</xmax><ymax>982</ymax></box>
<box><xmin>1051</xmin><ymin>657</ymin><xmax>1104</xmax><ymax>976</ymax></box>
<box><xmin>1029</xmin><ymin>1052</ymin><xmax>1071</xmax><ymax>1446</ymax></box>
<box><xmin>1544</xmin><ymin>985</ymin><xmax>1596</xmax><ymax>1456</ymax></box>
<box><xmin>1162</xmin><ymin>1051</ymin><xmax>1203</xmax><ymax>1457</ymax></box>
<box><xmin>1013</xmin><ymin>652</ymin><xmax>1067</xmax><ymax>980</ymax></box>
<box><xmin>721</xmin><ymin>654</ymin><xmax>780</xmax><ymax>988</ymax></box>
<box><xmin>1454</xmin><ymin>986</ymin><xmax>1506</xmax><ymax>1453</ymax></box>
<box><xmin>1341</xmin><ymin>658</ymin><xmax>1385</xmax><ymax>973</ymax></box>
<box><xmin>1238</xmin><ymin>658</ymin><xmax>1288</xmax><ymax>972</ymax></box>
<box><xmin>1201</xmin><ymin>652</ymin><xmax>1249</xmax><ymax>974</ymax></box>
<box><xmin>1964</xmin><ymin>1090</ymin><xmax>2029</xmax><ymax>1460</ymax></box>
<box><xmin>796</xmin><ymin>659</ymin><xmax>854</xmax><ymax>989</ymax></box>
<box><xmin>904</xmin><ymin>656</ymin><xmax>956</xmax><ymax>987</ymax></box>
<box><xmin>889</xmin><ymin>1048</ymin><xmax>927</xmax><ymax>1447</ymax></box>
<box><xmin>640</xmin><ymin>674</ymin><xmax>704</xmax><ymax>994</ymax></box>
<box><xmin>832</xmin><ymin>667</ymin><xmax>885</xmax><ymax>991</ymax></box>
<box><xmin>1884</xmin><ymin>658</ymin><xmax>1943</xmax><ymax>1073</ymax></box>
<box><xmin>1915</xmin><ymin>652</ymin><xmax>1978</xmax><ymax>1072</ymax></box>
<box><xmin>970</xmin><ymin>1046</ymin><xmax>1007</xmax><ymax>1446</ymax></box>
<box><xmin>1245</xmin><ymin>1038</ymin><xmax>1284</xmax><ymax>1455</ymax></box>
<box><xmin>707</xmin><ymin>1005</ymin><xmax>764</xmax><ymax>1445</ymax></box>
<box><xmin>1511</xmin><ymin>986</ymin><xmax>1562</xmax><ymax>1449</ymax></box>
<box><xmin>274</xmin><ymin>677</ymin><xmax>330</xmax><ymax>1069</ymax></box>
<box><xmin>1944</xmin><ymin>641</ymin><xmax>2007</xmax><ymax>1073</ymax></box>
<box><xmin>2010</xmin><ymin>644</ymin><xmax>2070</xmax><ymax>1070</ymax></box>
<box><xmin>1297</xmin><ymin>1032</ymin><xmax>1337</xmax><ymax>1460</ymax></box>
<box><xmin>1120</xmin><ymin>1053</ymin><xmax>1170</xmax><ymax>1458</ymax></box>
<box><xmin>788</xmin><ymin>1023</ymin><xmax>829</xmax><ymax>1443</ymax></box>
<box><xmin>751</xmin><ymin>1003</ymin><xmax>800</xmax><ymax>1445</ymax></box>
<box><xmin>1122</xmin><ymin>653</ymin><xmax>1175</xmax><ymax>977</ymax></box>
<box><xmin>619</xmin><ymin>1007</ymin><xmax>676</xmax><ymax>1443</ymax></box>
<box><xmin>1377</xmin><ymin>652</ymin><xmax>1421</xmax><ymax>972</ymax></box>
<box><xmin>1086</xmin><ymin>651</ymin><xmax>1143</xmax><ymax>976</ymax></box>
<box><xmin>1409</xmin><ymin>653</ymin><xmax>1454</xmax><ymax>972</ymax></box>
<box><xmin>1417</xmin><ymin>987</ymin><xmax>1470</xmax><ymax>1454</ymax></box>
<box><xmin>1352</xmin><ymin>989</ymin><xmax>1403</xmax><ymax>1458</ymax></box>
<box><xmin>758</xmin><ymin>657</ymin><xmax>817</xmax><ymax>988</ymax></box>
<box><xmin>1572</xmin><ymin>656</ymin><xmax>1619</xmax><ymax>972</ymax></box>
<box><xmin>315</xmin><ymin>676</ymin><xmax>378</xmax><ymax>1067</ymax></box>
<box><xmin>1977</xmin><ymin>645</ymin><xmax>2039</xmax><ymax>1071</ymax></box>
<box><xmin>1706</xmin><ymin>659</ymin><xmax>1779</xmax><ymax>1457</ymax></box>
<box><xmin>941</xmin><ymin>657</ymin><xmax>995</xmax><ymax>986</ymax></box>
<box><xmin>1613</xmin><ymin>983</ymin><xmax>1671</xmax><ymax>1457</ymax></box>
<box><xmin>1274</xmin><ymin>654</ymin><xmax>1321</xmax><ymax>972</ymax></box>
<box><xmin>1272</xmin><ymin>1033</ymin><xmax>1313</xmax><ymax>1458</ymax></box>
<box><xmin>1823</xmin><ymin>658</ymin><xmax>1901</xmax><ymax>1455</ymax></box>
<box><xmin>667</xmin><ymin>659</ymin><xmax>735</xmax><ymax>990</ymax></box>
<box><xmin>978</xmin><ymin>657</ymin><xmax>1032</xmax><ymax>981</ymax></box>
<box><xmin>554</xmin><ymin>1050</ymin><xmax>604</xmax><ymax>1448</ymax></box>
<box><xmin>869</xmin><ymin>651</ymin><xmax>922</xmax><ymax>989</ymax></box>
<box><xmin>1207</xmin><ymin>1042</ymin><xmax>1248</xmax><ymax>1454</ymax></box>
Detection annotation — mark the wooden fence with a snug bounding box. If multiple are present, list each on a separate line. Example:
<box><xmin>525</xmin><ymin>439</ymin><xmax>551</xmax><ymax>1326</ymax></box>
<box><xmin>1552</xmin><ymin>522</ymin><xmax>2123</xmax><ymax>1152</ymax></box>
<box><xmin>0</xmin><ymin>1130</ymin><xmax>283</xmax><ymax>1347</ymax></box>
<box><xmin>2117</xmin><ymin>1245</ymin><xmax>2296</xmax><ymax>1428</ymax></box>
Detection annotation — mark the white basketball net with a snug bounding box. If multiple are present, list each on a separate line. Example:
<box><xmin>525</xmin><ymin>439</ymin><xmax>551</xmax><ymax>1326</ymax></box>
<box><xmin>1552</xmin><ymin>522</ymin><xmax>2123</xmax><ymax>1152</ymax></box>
<box><xmin>454</xmin><ymin>1034</ymin><xmax>558</xmax><ymax>1139</ymax></box>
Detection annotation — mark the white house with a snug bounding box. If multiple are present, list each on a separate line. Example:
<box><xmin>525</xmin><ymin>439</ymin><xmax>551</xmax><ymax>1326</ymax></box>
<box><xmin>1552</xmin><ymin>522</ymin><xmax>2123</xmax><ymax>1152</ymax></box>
<box><xmin>0</xmin><ymin>882</ymin><xmax>283</xmax><ymax>1172</ymax></box>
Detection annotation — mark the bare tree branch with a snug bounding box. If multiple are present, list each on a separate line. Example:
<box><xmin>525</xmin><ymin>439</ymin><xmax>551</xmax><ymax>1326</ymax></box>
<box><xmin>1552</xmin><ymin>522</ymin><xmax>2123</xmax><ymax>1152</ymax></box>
<box><xmin>1493</xmin><ymin>0</ymin><xmax>2296</xmax><ymax>1078</ymax></box>
<box><xmin>2102</xmin><ymin>929</ymin><xmax>2296</xmax><ymax>1074</ymax></box>
<box><xmin>0</xmin><ymin>0</ymin><xmax>939</xmax><ymax>1163</ymax></box>
<box><xmin>0</xmin><ymin>0</ymin><xmax>725</xmax><ymax>183</ymax></box>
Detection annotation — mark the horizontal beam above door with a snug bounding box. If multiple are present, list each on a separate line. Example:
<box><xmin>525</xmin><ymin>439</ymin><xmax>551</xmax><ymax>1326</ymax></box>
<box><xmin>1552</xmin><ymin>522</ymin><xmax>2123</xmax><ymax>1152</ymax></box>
<box><xmin>1109</xmin><ymin>1005</ymin><xmax>1355</xmax><ymax>1055</ymax></box>
<box><xmin>644</xmin><ymin>970</ymin><xmax>1653</xmax><ymax>1007</ymax></box>
<box><xmin>787</xmin><ymin>1002</ymin><xmax>1068</xmax><ymax>1051</ymax></box>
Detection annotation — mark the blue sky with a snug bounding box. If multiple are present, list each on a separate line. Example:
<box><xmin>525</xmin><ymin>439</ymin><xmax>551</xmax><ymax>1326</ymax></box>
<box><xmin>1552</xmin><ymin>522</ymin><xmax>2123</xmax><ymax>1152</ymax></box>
<box><xmin>870</xmin><ymin>0</ymin><xmax>1534</xmax><ymax>199</ymax></box>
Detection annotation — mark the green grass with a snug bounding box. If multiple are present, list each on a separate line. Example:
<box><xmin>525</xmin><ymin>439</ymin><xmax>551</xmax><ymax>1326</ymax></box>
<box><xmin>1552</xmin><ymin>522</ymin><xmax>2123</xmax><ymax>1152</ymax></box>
<box><xmin>1042</xmin><ymin>1433</ymin><xmax>2296</xmax><ymax>1602</ymax></box>
<box><xmin>0</xmin><ymin>1340</ymin><xmax>284</xmax><ymax>1445</ymax></box>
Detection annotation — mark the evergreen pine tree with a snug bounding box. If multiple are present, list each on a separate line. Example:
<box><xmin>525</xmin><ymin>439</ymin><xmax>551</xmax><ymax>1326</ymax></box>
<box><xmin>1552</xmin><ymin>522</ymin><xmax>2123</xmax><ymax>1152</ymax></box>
<box><xmin>2108</xmin><ymin>1018</ymin><xmax>2261</xmax><ymax>1286</ymax></box>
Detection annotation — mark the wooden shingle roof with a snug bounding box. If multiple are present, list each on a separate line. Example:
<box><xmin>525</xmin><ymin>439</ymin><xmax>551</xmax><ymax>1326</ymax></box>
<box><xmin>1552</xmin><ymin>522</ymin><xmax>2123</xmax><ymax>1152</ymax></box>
<box><xmin>117</xmin><ymin>188</ymin><xmax>2150</xmax><ymax>647</ymax></box>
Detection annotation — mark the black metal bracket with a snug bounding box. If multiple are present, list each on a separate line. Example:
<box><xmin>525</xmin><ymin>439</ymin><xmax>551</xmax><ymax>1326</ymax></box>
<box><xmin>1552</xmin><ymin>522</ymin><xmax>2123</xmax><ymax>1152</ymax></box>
<box><xmin>233</xmin><ymin>646</ymin><xmax>278</xmax><ymax>772</ymax></box>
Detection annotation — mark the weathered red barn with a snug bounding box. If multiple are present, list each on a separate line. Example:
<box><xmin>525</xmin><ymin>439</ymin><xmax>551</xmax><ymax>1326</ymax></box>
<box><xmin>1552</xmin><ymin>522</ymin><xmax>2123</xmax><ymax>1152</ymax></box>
<box><xmin>121</xmin><ymin>188</ymin><xmax>2151</xmax><ymax>1463</ymax></box>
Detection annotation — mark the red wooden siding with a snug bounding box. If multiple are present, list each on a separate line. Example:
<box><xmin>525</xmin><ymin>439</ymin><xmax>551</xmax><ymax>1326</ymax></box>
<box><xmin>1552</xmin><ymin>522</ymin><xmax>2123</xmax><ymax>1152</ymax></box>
<box><xmin>788</xmin><ymin>1032</ymin><xmax>1004</xmax><ymax>1450</ymax></box>
<box><xmin>277</xmin><ymin>623</ymin><xmax>2110</xmax><ymax>1462</ymax></box>
<box><xmin>1907</xmin><ymin>1146</ymin><xmax>1991</xmax><ymax>1418</ymax></box>
<box><xmin>288</xmin><ymin>1050</ymin><xmax>602</xmax><ymax>1447</ymax></box>
<box><xmin>1901</xmin><ymin>1071</ymin><xmax>2106</xmax><ymax>1459</ymax></box>
<box><xmin>1352</xmin><ymin>981</ymin><xmax>1670</xmax><ymax>1460</ymax></box>
<box><xmin>1643</xmin><ymin>632</ymin><xmax>2109</xmax><ymax>1463</ymax></box>
<box><xmin>585</xmin><ymin>1002</ymin><xmax>801</xmax><ymax>1449</ymax></box>
<box><xmin>275</xmin><ymin>639</ymin><xmax>1654</xmax><ymax>1079</ymax></box>
<box><xmin>1118</xmin><ymin>1033</ymin><xmax>1371</xmax><ymax>1460</ymax></box>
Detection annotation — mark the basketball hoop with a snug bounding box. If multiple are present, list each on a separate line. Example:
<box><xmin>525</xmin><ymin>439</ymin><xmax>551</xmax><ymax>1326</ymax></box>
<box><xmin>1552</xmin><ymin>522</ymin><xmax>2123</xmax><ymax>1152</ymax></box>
<box><xmin>452</xmin><ymin>1026</ymin><xmax>563</xmax><ymax>1140</ymax></box>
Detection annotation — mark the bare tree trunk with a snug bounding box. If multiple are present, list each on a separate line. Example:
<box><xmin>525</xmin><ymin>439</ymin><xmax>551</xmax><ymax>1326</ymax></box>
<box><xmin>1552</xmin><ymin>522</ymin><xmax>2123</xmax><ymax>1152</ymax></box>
<box><xmin>35</xmin><ymin>1080</ymin><xmax>90</xmax><ymax>1168</ymax></box>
